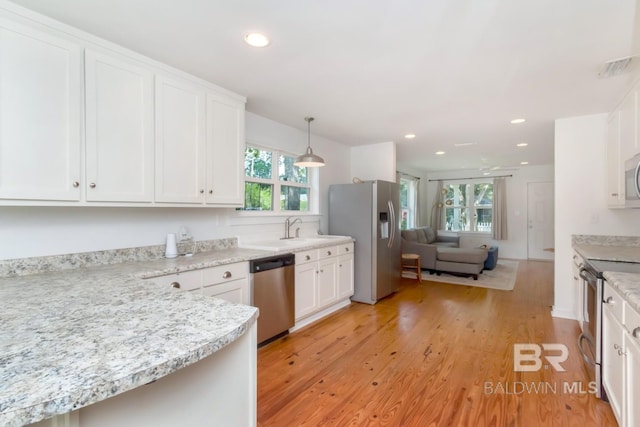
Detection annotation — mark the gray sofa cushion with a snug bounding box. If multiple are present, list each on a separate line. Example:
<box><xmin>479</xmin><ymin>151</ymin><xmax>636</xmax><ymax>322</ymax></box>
<box><xmin>437</xmin><ymin>247</ymin><xmax>488</xmax><ymax>264</ymax></box>
<box><xmin>424</xmin><ymin>227</ymin><xmax>436</xmax><ymax>243</ymax></box>
<box><xmin>416</xmin><ymin>228</ymin><xmax>429</xmax><ymax>243</ymax></box>
<box><xmin>401</xmin><ymin>229</ymin><xmax>418</xmax><ymax>242</ymax></box>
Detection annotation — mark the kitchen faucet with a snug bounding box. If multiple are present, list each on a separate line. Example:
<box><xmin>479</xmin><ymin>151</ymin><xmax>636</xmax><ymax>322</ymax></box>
<box><xmin>282</xmin><ymin>216</ymin><xmax>302</xmax><ymax>239</ymax></box>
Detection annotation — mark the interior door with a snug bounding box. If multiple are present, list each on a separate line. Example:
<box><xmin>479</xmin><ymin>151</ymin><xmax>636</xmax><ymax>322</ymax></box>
<box><xmin>527</xmin><ymin>181</ymin><xmax>554</xmax><ymax>260</ymax></box>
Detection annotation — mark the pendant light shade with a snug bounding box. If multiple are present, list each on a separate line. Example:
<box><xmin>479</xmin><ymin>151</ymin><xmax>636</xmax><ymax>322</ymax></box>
<box><xmin>294</xmin><ymin>116</ymin><xmax>325</xmax><ymax>167</ymax></box>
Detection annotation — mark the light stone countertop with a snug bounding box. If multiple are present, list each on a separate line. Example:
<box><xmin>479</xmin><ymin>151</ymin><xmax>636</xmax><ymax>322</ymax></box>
<box><xmin>0</xmin><ymin>237</ymin><xmax>355</xmax><ymax>427</ymax></box>
<box><xmin>0</xmin><ymin>247</ymin><xmax>271</xmax><ymax>427</ymax></box>
<box><xmin>573</xmin><ymin>243</ymin><xmax>640</xmax><ymax>318</ymax></box>
<box><xmin>603</xmin><ymin>271</ymin><xmax>640</xmax><ymax>314</ymax></box>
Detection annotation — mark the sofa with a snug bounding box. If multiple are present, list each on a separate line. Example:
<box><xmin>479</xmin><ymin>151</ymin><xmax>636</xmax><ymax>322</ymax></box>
<box><xmin>401</xmin><ymin>226</ymin><xmax>488</xmax><ymax>280</ymax></box>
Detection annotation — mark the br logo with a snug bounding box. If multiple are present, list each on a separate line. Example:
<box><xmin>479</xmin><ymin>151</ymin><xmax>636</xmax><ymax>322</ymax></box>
<box><xmin>513</xmin><ymin>344</ymin><xmax>569</xmax><ymax>372</ymax></box>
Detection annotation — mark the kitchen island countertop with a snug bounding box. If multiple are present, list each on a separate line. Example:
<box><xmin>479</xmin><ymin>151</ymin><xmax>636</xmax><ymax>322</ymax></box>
<box><xmin>0</xmin><ymin>246</ymin><xmax>267</xmax><ymax>426</ymax></box>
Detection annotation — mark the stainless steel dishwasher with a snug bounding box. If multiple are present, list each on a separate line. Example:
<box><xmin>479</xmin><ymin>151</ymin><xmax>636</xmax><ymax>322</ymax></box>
<box><xmin>250</xmin><ymin>253</ymin><xmax>295</xmax><ymax>346</ymax></box>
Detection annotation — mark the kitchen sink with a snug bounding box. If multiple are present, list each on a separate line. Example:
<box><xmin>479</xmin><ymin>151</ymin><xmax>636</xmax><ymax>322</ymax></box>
<box><xmin>240</xmin><ymin>235</ymin><xmax>350</xmax><ymax>251</ymax></box>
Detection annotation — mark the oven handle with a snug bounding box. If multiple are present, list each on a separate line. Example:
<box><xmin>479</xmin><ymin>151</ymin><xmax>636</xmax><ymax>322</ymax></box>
<box><xmin>578</xmin><ymin>333</ymin><xmax>595</xmax><ymax>366</ymax></box>
<box><xmin>579</xmin><ymin>267</ymin><xmax>597</xmax><ymax>283</ymax></box>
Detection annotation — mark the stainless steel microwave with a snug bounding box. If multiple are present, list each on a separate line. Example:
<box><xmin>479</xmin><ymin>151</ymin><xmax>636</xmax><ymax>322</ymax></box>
<box><xmin>625</xmin><ymin>153</ymin><xmax>640</xmax><ymax>208</ymax></box>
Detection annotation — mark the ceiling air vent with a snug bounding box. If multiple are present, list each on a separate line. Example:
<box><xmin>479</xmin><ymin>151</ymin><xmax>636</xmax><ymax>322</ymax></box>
<box><xmin>598</xmin><ymin>56</ymin><xmax>633</xmax><ymax>78</ymax></box>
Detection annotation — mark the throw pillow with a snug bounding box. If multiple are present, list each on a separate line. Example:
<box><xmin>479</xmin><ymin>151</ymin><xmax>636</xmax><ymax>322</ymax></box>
<box><xmin>424</xmin><ymin>227</ymin><xmax>436</xmax><ymax>243</ymax></box>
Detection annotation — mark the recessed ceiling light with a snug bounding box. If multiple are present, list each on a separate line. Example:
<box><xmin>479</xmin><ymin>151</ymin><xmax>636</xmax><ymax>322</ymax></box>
<box><xmin>454</xmin><ymin>142</ymin><xmax>477</xmax><ymax>147</ymax></box>
<box><xmin>435</xmin><ymin>151</ymin><xmax>445</xmax><ymax>155</ymax></box>
<box><xmin>510</xmin><ymin>118</ymin><xmax>526</xmax><ymax>124</ymax></box>
<box><xmin>244</xmin><ymin>32</ymin><xmax>270</xmax><ymax>47</ymax></box>
<box><xmin>404</xmin><ymin>134</ymin><xmax>416</xmax><ymax>139</ymax></box>
<box><xmin>517</xmin><ymin>142</ymin><xmax>528</xmax><ymax>147</ymax></box>
<box><xmin>520</xmin><ymin>161</ymin><xmax>529</xmax><ymax>165</ymax></box>
<box><xmin>483</xmin><ymin>172</ymin><xmax>491</xmax><ymax>176</ymax></box>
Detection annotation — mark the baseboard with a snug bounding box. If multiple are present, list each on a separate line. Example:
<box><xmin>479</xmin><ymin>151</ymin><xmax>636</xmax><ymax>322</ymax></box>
<box><xmin>551</xmin><ymin>306</ymin><xmax>577</xmax><ymax>320</ymax></box>
<box><xmin>290</xmin><ymin>298</ymin><xmax>352</xmax><ymax>333</ymax></box>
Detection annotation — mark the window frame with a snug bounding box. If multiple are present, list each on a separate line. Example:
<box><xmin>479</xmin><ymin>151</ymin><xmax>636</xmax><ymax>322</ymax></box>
<box><xmin>442</xmin><ymin>180</ymin><xmax>493</xmax><ymax>233</ymax></box>
<box><xmin>242</xmin><ymin>144</ymin><xmax>316</xmax><ymax>214</ymax></box>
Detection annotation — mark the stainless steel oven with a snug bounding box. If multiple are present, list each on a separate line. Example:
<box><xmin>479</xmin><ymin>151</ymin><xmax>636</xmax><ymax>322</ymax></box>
<box><xmin>578</xmin><ymin>263</ymin><xmax>604</xmax><ymax>399</ymax></box>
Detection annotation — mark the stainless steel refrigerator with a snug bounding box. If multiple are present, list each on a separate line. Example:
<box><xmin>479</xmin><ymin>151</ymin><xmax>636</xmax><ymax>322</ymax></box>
<box><xmin>328</xmin><ymin>180</ymin><xmax>401</xmax><ymax>304</ymax></box>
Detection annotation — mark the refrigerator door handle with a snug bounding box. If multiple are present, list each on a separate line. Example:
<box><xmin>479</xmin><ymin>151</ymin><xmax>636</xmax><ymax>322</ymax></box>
<box><xmin>388</xmin><ymin>200</ymin><xmax>395</xmax><ymax>248</ymax></box>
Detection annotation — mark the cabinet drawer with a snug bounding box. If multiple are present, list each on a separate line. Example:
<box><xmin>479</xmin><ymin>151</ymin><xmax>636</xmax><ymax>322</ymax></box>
<box><xmin>338</xmin><ymin>242</ymin><xmax>354</xmax><ymax>256</ymax></box>
<box><xmin>202</xmin><ymin>262</ymin><xmax>248</xmax><ymax>286</ymax></box>
<box><xmin>318</xmin><ymin>246</ymin><xmax>337</xmax><ymax>260</ymax></box>
<box><xmin>626</xmin><ymin>302</ymin><xmax>640</xmax><ymax>337</ymax></box>
<box><xmin>149</xmin><ymin>269</ymin><xmax>202</xmax><ymax>291</ymax></box>
<box><xmin>296</xmin><ymin>249</ymin><xmax>318</xmax><ymax>264</ymax></box>
<box><xmin>603</xmin><ymin>283</ymin><xmax>624</xmax><ymax>323</ymax></box>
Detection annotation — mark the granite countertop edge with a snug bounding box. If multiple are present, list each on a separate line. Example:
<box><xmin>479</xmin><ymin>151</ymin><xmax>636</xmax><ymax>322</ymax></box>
<box><xmin>573</xmin><ymin>244</ymin><xmax>640</xmax><ymax>315</ymax></box>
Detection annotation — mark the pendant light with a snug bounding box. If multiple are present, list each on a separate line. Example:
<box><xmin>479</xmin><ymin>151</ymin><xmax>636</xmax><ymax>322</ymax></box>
<box><xmin>294</xmin><ymin>116</ymin><xmax>325</xmax><ymax>167</ymax></box>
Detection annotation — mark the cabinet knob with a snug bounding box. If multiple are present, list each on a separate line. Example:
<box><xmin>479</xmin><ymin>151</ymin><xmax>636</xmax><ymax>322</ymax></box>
<box><xmin>209</xmin><ymin>190</ymin><xmax>213</xmax><ymax>194</ymax></box>
<box><xmin>170</xmin><ymin>282</ymin><xmax>181</xmax><ymax>289</ymax></box>
<box><xmin>617</xmin><ymin>349</ymin><xmax>626</xmax><ymax>357</ymax></box>
<box><xmin>345</xmin><ymin>247</ymin><xmax>349</xmax><ymax>252</ymax></box>
<box><xmin>305</xmin><ymin>255</ymin><xmax>311</xmax><ymax>261</ymax></box>
<box><xmin>604</xmin><ymin>296</ymin><xmax>614</xmax><ymax>304</ymax></box>
<box><xmin>72</xmin><ymin>181</ymin><xmax>80</xmax><ymax>188</ymax></box>
<box><xmin>633</xmin><ymin>327</ymin><xmax>640</xmax><ymax>338</ymax></box>
<box><xmin>611</xmin><ymin>193</ymin><xmax>618</xmax><ymax>197</ymax></box>
<box><xmin>200</xmin><ymin>189</ymin><xmax>205</xmax><ymax>194</ymax></box>
<box><xmin>222</xmin><ymin>271</ymin><xmax>232</xmax><ymax>279</ymax></box>
<box><xmin>89</xmin><ymin>182</ymin><xmax>96</xmax><ymax>189</ymax></box>
<box><xmin>326</xmin><ymin>251</ymin><xmax>332</xmax><ymax>256</ymax></box>
<box><xmin>614</xmin><ymin>343</ymin><xmax>620</xmax><ymax>350</ymax></box>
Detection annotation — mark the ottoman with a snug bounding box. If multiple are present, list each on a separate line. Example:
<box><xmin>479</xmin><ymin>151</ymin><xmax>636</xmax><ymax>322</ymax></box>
<box><xmin>435</xmin><ymin>247</ymin><xmax>489</xmax><ymax>280</ymax></box>
<box><xmin>483</xmin><ymin>246</ymin><xmax>499</xmax><ymax>270</ymax></box>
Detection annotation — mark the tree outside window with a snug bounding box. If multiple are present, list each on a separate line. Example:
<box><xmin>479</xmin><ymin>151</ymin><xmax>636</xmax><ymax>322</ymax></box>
<box><xmin>443</xmin><ymin>182</ymin><xmax>492</xmax><ymax>232</ymax></box>
<box><xmin>242</xmin><ymin>146</ymin><xmax>312</xmax><ymax>212</ymax></box>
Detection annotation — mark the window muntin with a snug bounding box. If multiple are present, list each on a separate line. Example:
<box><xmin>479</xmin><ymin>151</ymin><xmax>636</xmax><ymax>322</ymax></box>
<box><xmin>242</xmin><ymin>146</ymin><xmax>312</xmax><ymax>212</ymax></box>
<box><xmin>443</xmin><ymin>182</ymin><xmax>493</xmax><ymax>232</ymax></box>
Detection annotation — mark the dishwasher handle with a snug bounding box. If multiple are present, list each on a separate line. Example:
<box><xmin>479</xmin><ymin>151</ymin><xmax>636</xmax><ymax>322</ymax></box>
<box><xmin>250</xmin><ymin>254</ymin><xmax>295</xmax><ymax>273</ymax></box>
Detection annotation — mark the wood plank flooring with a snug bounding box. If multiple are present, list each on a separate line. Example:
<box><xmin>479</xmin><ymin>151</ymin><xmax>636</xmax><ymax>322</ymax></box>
<box><xmin>257</xmin><ymin>261</ymin><xmax>617</xmax><ymax>426</ymax></box>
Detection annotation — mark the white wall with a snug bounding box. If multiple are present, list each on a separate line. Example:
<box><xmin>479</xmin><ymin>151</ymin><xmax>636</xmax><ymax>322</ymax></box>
<box><xmin>0</xmin><ymin>112</ymin><xmax>352</xmax><ymax>260</ymax></box>
<box><xmin>422</xmin><ymin>165</ymin><xmax>554</xmax><ymax>260</ymax></box>
<box><xmin>350</xmin><ymin>142</ymin><xmax>397</xmax><ymax>182</ymax></box>
<box><xmin>554</xmin><ymin>113</ymin><xmax>640</xmax><ymax>319</ymax></box>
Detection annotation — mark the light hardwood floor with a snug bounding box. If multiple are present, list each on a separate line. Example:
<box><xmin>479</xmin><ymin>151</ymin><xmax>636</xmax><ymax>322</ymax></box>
<box><xmin>257</xmin><ymin>261</ymin><xmax>617</xmax><ymax>426</ymax></box>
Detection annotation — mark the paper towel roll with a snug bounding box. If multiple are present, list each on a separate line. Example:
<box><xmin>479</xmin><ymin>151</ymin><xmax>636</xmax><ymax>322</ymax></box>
<box><xmin>165</xmin><ymin>233</ymin><xmax>178</xmax><ymax>258</ymax></box>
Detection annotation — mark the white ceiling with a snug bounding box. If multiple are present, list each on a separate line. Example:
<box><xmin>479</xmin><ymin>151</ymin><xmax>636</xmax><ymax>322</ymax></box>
<box><xmin>7</xmin><ymin>0</ymin><xmax>639</xmax><ymax>173</ymax></box>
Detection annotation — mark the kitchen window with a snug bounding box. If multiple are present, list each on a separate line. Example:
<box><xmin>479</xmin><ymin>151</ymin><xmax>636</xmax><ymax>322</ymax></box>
<box><xmin>443</xmin><ymin>182</ymin><xmax>493</xmax><ymax>232</ymax></box>
<box><xmin>242</xmin><ymin>146</ymin><xmax>312</xmax><ymax>212</ymax></box>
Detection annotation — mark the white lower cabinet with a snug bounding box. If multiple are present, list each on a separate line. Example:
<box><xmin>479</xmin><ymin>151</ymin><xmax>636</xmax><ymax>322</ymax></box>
<box><xmin>145</xmin><ymin>262</ymin><xmax>249</xmax><ymax>305</ymax></box>
<box><xmin>602</xmin><ymin>282</ymin><xmax>640</xmax><ymax>427</ymax></box>
<box><xmin>625</xmin><ymin>302</ymin><xmax>640</xmax><ymax>427</ymax></box>
<box><xmin>294</xmin><ymin>242</ymin><xmax>354</xmax><ymax>326</ymax></box>
<box><xmin>202</xmin><ymin>262</ymin><xmax>250</xmax><ymax>305</ymax></box>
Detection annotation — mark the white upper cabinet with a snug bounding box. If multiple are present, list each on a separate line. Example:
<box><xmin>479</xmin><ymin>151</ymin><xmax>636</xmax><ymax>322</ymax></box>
<box><xmin>85</xmin><ymin>50</ymin><xmax>154</xmax><ymax>202</ymax></box>
<box><xmin>0</xmin><ymin>5</ymin><xmax>245</xmax><ymax>207</ymax></box>
<box><xmin>154</xmin><ymin>75</ymin><xmax>207</xmax><ymax>204</ymax></box>
<box><xmin>0</xmin><ymin>20</ymin><xmax>82</xmax><ymax>201</ymax></box>
<box><xmin>607</xmin><ymin>110</ymin><xmax>625</xmax><ymax>208</ymax></box>
<box><xmin>206</xmin><ymin>94</ymin><xmax>245</xmax><ymax>206</ymax></box>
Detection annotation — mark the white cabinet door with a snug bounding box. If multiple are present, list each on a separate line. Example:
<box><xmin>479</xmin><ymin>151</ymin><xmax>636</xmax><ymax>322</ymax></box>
<box><xmin>85</xmin><ymin>50</ymin><xmax>154</xmax><ymax>202</ymax></box>
<box><xmin>206</xmin><ymin>94</ymin><xmax>245</xmax><ymax>206</ymax></box>
<box><xmin>619</xmin><ymin>89</ymin><xmax>637</xmax><ymax>163</ymax></box>
<box><xmin>603</xmin><ymin>303</ymin><xmax>625</xmax><ymax>426</ymax></box>
<box><xmin>337</xmin><ymin>252</ymin><xmax>354</xmax><ymax>300</ymax></box>
<box><xmin>155</xmin><ymin>75</ymin><xmax>206</xmax><ymax>203</ymax></box>
<box><xmin>202</xmin><ymin>278</ymin><xmax>249</xmax><ymax>305</ymax></box>
<box><xmin>0</xmin><ymin>21</ymin><xmax>82</xmax><ymax>201</ymax></box>
<box><xmin>607</xmin><ymin>111</ymin><xmax>625</xmax><ymax>208</ymax></box>
<box><xmin>294</xmin><ymin>261</ymin><xmax>317</xmax><ymax>320</ymax></box>
<box><xmin>627</xmin><ymin>327</ymin><xmax>640</xmax><ymax>427</ymax></box>
<box><xmin>316</xmin><ymin>257</ymin><xmax>337</xmax><ymax>309</ymax></box>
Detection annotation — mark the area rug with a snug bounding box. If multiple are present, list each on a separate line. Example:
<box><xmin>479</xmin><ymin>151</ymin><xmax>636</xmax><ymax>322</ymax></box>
<box><xmin>402</xmin><ymin>259</ymin><xmax>519</xmax><ymax>291</ymax></box>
